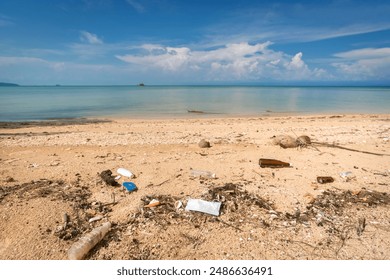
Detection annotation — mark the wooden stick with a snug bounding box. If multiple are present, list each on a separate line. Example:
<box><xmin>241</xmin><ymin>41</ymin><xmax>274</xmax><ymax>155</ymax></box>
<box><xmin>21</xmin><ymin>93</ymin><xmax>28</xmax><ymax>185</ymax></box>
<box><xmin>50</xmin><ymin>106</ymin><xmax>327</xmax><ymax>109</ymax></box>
<box><xmin>312</xmin><ymin>141</ymin><xmax>390</xmax><ymax>156</ymax></box>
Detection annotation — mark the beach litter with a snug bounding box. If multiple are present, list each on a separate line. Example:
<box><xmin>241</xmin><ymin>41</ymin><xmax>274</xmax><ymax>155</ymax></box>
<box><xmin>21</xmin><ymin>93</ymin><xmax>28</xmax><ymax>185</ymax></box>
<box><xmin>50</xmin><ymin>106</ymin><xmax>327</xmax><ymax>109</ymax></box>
<box><xmin>117</xmin><ymin>167</ymin><xmax>135</xmax><ymax>178</ymax></box>
<box><xmin>144</xmin><ymin>199</ymin><xmax>160</xmax><ymax>208</ymax></box>
<box><xmin>190</xmin><ymin>169</ymin><xmax>216</xmax><ymax>179</ymax></box>
<box><xmin>185</xmin><ymin>199</ymin><xmax>221</xmax><ymax>216</ymax></box>
<box><xmin>317</xmin><ymin>176</ymin><xmax>335</xmax><ymax>184</ymax></box>
<box><xmin>174</xmin><ymin>200</ymin><xmax>183</xmax><ymax>210</ymax></box>
<box><xmin>123</xmin><ymin>182</ymin><xmax>137</xmax><ymax>192</ymax></box>
<box><xmin>259</xmin><ymin>158</ymin><xmax>290</xmax><ymax>168</ymax></box>
<box><xmin>88</xmin><ymin>215</ymin><xmax>104</xmax><ymax>223</ymax></box>
<box><xmin>340</xmin><ymin>171</ymin><xmax>355</xmax><ymax>182</ymax></box>
<box><xmin>67</xmin><ymin>221</ymin><xmax>111</xmax><ymax>260</ymax></box>
<box><xmin>99</xmin><ymin>170</ymin><xmax>119</xmax><ymax>186</ymax></box>
<box><xmin>62</xmin><ymin>213</ymin><xmax>69</xmax><ymax>230</ymax></box>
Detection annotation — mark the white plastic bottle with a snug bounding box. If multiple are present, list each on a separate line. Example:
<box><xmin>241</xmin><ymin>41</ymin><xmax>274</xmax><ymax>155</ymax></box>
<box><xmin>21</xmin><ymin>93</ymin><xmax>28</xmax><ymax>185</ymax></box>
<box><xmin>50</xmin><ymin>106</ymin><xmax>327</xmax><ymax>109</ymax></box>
<box><xmin>117</xmin><ymin>168</ymin><xmax>134</xmax><ymax>178</ymax></box>
<box><xmin>190</xmin><ymin>169</ymin><xmax>216</xmax><ymax>179</ymax></box>
<box><xmin>68</xmin><ymin>222</ymin><xmax>111</xmax><ymax>260</ymax></box>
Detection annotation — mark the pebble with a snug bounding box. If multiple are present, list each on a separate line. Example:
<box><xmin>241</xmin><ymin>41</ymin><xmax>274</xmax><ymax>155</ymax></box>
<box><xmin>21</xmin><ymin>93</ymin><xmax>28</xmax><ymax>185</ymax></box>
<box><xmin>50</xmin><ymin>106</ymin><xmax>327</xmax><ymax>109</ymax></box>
<box><xmin>198</xmin><ymin>139</ymin><xmax>211</xmax><ymax>148</ymax></box>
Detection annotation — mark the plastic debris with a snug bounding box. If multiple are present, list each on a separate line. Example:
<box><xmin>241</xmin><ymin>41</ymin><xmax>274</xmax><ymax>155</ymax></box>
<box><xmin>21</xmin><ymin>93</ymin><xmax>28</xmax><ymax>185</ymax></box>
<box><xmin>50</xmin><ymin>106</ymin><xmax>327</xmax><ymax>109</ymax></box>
<box><xmin>174</xmin><ymin>200</ymin><xmax>183</xmax><ymax>210</ymax></box>
<box><xmin>62</xmin><ymin>213</ymin><xmax>69</xmax><ymax>230</ymax></box>
<box><xmin>190</xmin><ymin>169</ymin><xmax>216</xmax><ymax>179</ymax></box>
<box><xmin>259</xmin><ymin>158</ymin><xmax>290</xmax><ymax>168</ymax></box>
<box><xmin>144</xmin><ymin>199</ymin><xmax>160</xmax><ymax>208</ymax></box>
<box><xmin>317</xmin><ymin>176</ymin><xmax>334</xmax><ymax>184</ymax></box>
<box><xmin>123</xmin><ymin>182</ymin><xmax>137</xmax><ymax>192</ymax></box>
<box><xmin>88</xmin><ymin>215</ymin><xmax>103</xmax><ymax>223</ymax></box>
<box><xmin>117</xmin><ymin>168</ymin><xmax>135</xmax><ymax>178</ymax></box>
<box><xmin>185</xmin><ymin>199</ymin><xmax>221</xmax><ymax>216</ymax></box>
<box><xmin>340</xmin><ymin>171</ymin><xmax>355</xmax><ymax>181</ymax></box>
<box><xmin>67</xmin><ymin>222</ymin><xmax>111</xmax><ymax>260</ymax></box>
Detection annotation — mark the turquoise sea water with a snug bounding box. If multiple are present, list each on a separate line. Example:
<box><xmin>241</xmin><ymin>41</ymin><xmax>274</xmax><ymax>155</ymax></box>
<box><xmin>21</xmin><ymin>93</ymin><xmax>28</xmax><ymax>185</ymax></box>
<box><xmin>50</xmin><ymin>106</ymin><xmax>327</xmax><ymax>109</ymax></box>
<box><xmin>0</xmin><ymin>86</ymin><xmax>389</xmax><ymax>121</ymax></box>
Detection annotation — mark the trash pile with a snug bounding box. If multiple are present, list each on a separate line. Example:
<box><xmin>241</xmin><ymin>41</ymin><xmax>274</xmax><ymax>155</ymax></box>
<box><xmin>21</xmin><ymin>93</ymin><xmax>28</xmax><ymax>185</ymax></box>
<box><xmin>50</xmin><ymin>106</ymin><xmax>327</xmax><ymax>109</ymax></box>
<box><xmin>124</xmin><ymin>183</ymin><xmax>276</xmax><ymax>241</ymax></box>
<box><xmin>3</xmin><ymin>145</ymin><xmax>388</xmax><ymax>260</ymax></box>
<box><xmin>68</xmin><ymin>162</ymin><xmax>390</xmax><ymax>259</ymax></box>
<box><xmin>100</xmin><ymin>167</ymin><xmax>138</xmax><ymax>192</ymax></box>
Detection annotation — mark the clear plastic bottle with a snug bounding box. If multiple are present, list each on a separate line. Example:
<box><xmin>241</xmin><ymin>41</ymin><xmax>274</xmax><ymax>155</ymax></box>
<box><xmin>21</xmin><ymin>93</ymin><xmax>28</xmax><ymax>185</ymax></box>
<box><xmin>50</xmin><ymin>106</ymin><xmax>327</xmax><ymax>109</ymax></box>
<box><xmin>340</xmin><ymin>171</ymin><xmax>355</xmax><ymax>182</ymax></box>
<box><xmin>67</xmin><ymin>222</ymin><xmax>111</xmax><ymax>260</ymax></box>
<box><xmin>190</xmin><ymin>169</ymin><xmax>216</xmax><ymax>179</ymax></box>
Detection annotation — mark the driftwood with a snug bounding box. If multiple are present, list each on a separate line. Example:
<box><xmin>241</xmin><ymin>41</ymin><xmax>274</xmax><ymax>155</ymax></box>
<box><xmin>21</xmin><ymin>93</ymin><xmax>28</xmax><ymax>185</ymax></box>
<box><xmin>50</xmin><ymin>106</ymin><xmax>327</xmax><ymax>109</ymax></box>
<box><xmin>312</xmin><ymin>142</ymin><xmax>390</xmax><ymax>157</ymax></box>
<box><xmin>188</xmin><ymin>110</ymin><xmax>204</xmax><ymax>114</ymax></box>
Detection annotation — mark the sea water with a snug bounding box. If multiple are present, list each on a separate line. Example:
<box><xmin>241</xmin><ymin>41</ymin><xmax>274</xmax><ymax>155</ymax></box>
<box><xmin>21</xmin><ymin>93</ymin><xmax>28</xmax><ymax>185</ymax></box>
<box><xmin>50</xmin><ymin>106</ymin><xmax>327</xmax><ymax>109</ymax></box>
<box><xmin>0</xmin><ymin>85</ymin><xmax>389</xmax><ymax>121</ymax></box>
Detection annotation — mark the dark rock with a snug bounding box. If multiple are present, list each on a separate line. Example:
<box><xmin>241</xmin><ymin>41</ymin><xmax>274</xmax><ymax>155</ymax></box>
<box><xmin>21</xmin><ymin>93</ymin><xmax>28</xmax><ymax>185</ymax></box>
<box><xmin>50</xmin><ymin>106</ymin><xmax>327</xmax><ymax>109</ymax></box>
<box><xmin>198</xmin><ymin>139</ymin><xmax>211</xmax><ymax>148</ymax></box>
<box><xmin>99</xmin><ymin>170</ymin><xmax>119</xmax><ymax>186</ymax></box>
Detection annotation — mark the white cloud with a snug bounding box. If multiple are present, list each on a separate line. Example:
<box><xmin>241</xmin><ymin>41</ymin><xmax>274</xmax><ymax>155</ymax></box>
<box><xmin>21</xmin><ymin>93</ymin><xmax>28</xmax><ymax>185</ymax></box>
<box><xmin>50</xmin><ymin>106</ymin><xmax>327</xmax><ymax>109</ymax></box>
<box><xmin>116</xmin><ymin>42</ymin><xmax>324</xmax><ymax>81</ymax></box>
<box><xmin>126</xmin><ymin>0</ymin><xmax>145</xmax><ymax>13</ymax></box>
<box><xmin>0</xmin><ymin>56</ymin><xmax>47</xmax><ymax>65</ymax></box>
<box><xmin>117</xmin><ymin>46</ymin><xmax>191</xmax><ymax>71</ymax></box>
<box><xmin>332</xmin><ymin>48</ymin><xmax>390</xmax><ymax>80</ymax></box>
<box><xmin>0</xmin><ymin>55</ymin><xmax>124</xmax><ymax>84</ymax></box>
<box><xmin>80</xmin><ymin>31</ymin><xmax>103</xmax><ymax>44</ymax></box>
<box><xmin>287</xmin><ymin>52</ymin><xmax>305</xmax><ymax>69</ymax></box>
<box><xmin>334</xmin><ymin>48</ymin><xmax>390</xmax><ymax>59</ymax></box>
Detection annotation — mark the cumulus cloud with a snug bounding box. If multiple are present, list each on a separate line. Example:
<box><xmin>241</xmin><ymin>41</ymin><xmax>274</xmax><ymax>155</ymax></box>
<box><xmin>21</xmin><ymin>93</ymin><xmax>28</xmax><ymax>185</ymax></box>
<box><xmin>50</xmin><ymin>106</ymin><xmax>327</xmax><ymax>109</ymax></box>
<box><xmin>332</xmin><ymin>48</ymin><xmax>390</xmax><ymax>80</ymax></box>
<box><xmin>80</xmin><ymin>31</ymin><xmax>103</xmax><ymax>44</ymax></box>
<box><xmin>116</xmin><ymin>42</ymin><xmax>324</xmax><ymax>81</ymax></box>
<box><xmin>286</xmin><ymin>52</ymin><xmax>305</xmax><ymax>69</ymax></box>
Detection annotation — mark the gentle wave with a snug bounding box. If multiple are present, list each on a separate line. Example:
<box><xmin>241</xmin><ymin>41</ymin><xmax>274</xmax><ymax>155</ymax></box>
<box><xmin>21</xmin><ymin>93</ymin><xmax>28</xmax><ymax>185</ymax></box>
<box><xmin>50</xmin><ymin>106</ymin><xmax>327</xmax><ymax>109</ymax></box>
<box><xmin>0</xmin><ymin>85</ymin><xmax>389</xmax><ymax>121</ymax></box>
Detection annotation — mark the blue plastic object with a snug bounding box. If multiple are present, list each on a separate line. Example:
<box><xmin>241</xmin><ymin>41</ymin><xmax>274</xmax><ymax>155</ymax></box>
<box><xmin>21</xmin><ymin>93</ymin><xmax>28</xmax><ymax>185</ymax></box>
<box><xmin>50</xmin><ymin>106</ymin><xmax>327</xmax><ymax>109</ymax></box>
<box><xmin>123</xmin><ymin>182</ymin><xmax>137</xmax><ymax>192</ymax></box>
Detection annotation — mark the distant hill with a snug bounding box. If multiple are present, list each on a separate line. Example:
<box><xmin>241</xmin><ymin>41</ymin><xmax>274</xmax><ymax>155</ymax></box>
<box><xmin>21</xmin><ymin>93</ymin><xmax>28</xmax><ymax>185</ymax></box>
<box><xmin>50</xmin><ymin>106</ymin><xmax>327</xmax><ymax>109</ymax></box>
<box><xmin>0</xmin><ymin>82</ymin><xmax>19</xmax><ymax>87</ymax></box>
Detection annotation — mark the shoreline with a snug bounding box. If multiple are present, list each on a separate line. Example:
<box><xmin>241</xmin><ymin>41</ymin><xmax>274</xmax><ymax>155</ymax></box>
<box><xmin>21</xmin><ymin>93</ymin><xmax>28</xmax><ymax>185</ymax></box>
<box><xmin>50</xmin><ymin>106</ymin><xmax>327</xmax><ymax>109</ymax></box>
<box><xmin>1</xmin><ymin>111</ymin><xmax>389</xmax><ymax>127</ymax></box>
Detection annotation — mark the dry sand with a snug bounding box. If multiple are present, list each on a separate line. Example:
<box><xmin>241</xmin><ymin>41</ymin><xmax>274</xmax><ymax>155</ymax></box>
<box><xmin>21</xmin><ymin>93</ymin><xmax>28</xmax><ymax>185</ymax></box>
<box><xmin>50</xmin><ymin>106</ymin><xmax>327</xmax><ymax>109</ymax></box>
<box><xmin>0</xmin><ymin>114</ymin><xmax>389</xmax><ymax>260</ymax></box>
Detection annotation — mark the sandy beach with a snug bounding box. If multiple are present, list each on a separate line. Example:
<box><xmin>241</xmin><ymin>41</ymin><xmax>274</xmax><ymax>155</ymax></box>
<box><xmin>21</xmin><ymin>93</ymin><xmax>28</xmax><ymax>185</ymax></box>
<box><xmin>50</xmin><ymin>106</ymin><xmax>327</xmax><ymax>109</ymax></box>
<box><xmin>0</xmin><ymin>113</ymin><xmax>389</xmax><ymax>260</ymax></box>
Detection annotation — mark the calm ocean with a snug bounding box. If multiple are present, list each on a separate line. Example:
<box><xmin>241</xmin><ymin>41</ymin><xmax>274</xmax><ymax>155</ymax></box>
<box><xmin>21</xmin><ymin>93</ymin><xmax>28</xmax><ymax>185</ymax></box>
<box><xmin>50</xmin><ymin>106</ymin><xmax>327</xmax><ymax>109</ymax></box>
<box><xmin>0</xmin><ymin>85</ymin><xmax>389</xmax><ymax>121</ymax></box>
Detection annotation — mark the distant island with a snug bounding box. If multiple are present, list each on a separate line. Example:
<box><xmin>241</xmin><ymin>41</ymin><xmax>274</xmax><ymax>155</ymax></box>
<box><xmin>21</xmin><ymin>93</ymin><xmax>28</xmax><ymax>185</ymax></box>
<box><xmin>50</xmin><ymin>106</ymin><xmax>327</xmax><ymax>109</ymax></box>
<box><xmin>0</xmin><ymin>82</ymin><xmax>20</xmax><ymax>87</ymax></box>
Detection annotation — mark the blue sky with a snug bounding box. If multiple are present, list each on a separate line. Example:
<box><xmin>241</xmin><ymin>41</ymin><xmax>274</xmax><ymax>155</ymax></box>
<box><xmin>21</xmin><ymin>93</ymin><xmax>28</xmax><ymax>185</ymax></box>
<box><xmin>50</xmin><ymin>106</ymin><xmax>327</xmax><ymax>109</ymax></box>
<box><xmin>0</xmin><ymin>0</ymin><xmax>389</xmax><ymax>85</ymax></box>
